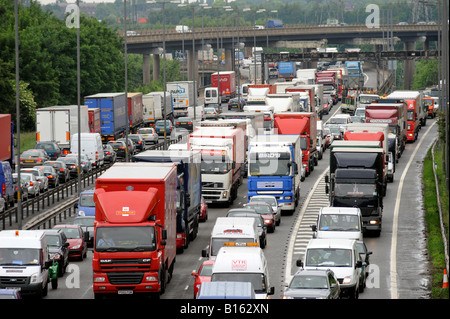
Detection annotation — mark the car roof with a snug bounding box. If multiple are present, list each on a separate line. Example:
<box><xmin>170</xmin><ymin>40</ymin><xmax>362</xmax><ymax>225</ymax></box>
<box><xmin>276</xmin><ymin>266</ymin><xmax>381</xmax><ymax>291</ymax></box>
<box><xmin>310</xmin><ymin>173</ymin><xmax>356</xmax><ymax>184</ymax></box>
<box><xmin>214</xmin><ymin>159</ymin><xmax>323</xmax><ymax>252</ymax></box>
<box><xmin>293</xmin><ymin>268</ymin><xmax>332</xmax><ymax>277</ymax></box>
<box><xmin>244</xmin><ymin>202</ymin><xmax>272</xmax><ymax>207</ymax></box>
<box><xmin>43</xmin><ymin>229</ymin><xmax>65</xmax><ymax>236</ymax></box>
<box><xmin>319</xmin><ymin>207</ymin><xmax>361</xmax><ymax>215</ymax></box>
<box><xmin>54</xmin><ymin>224</ymin><xmax>80</xmax><ymax>229</ymax></box>
<box><xmin>306</xmin><ymin>238</ymin><xmax>356</xmax><ymax>250</ymax></box>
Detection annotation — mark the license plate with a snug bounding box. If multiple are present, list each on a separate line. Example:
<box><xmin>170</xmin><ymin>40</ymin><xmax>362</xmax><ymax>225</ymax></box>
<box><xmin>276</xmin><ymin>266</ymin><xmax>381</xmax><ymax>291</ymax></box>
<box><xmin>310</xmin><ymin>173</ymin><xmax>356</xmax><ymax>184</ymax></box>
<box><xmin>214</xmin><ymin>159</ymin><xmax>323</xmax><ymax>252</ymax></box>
<box><xmin>160</xmin><ymin>129</ymin><xmax>164</xmax><ymax>131</ymax></box>
<box><xmin>25</xmin><ymin>160</ymin><xmax>34</xmax><ymax>163</ymax></box>
<box><xmin>118</xmin><ymin>290</ymin><xmax>133</xmax><ymax>295</ymax></box>
<box><xmin>143</xmin><ymin>134</ymin><xmax>149</xmax><ymax>137</ymax></box>
<box><xmin>181</xmin><ymin>123</ymin><xmax>187</xmax><ymax>125</ymax></box>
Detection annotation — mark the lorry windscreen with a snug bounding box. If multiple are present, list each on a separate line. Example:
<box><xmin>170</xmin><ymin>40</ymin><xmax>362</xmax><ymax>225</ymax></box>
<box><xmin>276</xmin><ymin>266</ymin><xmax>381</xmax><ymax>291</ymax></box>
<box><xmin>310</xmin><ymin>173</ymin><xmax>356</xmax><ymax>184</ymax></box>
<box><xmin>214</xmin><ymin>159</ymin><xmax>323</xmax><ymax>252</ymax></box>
<box><xmin>200</xmin><ymin>155</ymin><xmax>232</xmax><ymax>174</ymax></box>
<box><xmin>95</xmin><ymin>226</ymin><xmax>156</xmax><ymax>252</ymax></box>
<box><xmin>0</xmin><ymin>248</ymin><xmax>41</xmax><ymax>266</ymax></box>
<box><xmin>211</xmin><ymin>273</ymin><xmax>266</xmax><ymax>293</ymax></box>
<box><xmin>249</xmin><ymin>152</ymin><xmax>291</xmax><ymax>176</ymax></box>
<box><xmin>334</xmin><ymin>182</ymin><xmax>376</xmax><ymax>197</ymax></box>
<box><xmin>407</xmin><ymin>109</ymin><xmax>414</xmax><ymax>121</ymax></box>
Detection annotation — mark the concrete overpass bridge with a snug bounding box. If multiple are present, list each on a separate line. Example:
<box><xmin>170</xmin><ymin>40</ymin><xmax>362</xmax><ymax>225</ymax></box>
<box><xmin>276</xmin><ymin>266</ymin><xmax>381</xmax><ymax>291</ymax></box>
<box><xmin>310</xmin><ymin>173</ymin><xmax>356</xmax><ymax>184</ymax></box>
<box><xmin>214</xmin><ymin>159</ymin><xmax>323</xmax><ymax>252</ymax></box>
<box><xmin>126</xmin><ymin>23</ymin><xmax>440</xmax><ymax>89</ymax></box>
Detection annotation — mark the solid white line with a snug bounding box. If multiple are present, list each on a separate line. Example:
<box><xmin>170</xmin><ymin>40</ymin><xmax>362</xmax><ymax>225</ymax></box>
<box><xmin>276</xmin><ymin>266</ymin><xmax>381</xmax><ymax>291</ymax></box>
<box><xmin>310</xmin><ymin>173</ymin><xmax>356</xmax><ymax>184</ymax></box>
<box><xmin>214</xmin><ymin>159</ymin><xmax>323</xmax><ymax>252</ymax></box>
<box><xmin>285</xmin><ymin>169</ymin><xmax>329</xmax><ymax>284</ymax></box>
<box><xmin>390</xmin><ymin>122</ymin><xmax>435</xmax><ymax>299</ymax></box>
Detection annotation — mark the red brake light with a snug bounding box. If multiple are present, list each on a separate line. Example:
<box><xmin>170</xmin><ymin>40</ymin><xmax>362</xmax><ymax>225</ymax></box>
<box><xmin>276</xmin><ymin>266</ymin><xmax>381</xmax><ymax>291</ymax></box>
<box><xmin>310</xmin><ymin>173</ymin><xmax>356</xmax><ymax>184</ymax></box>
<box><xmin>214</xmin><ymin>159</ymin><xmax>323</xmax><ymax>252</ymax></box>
<box><xmin>59</xmin><ymin>168</ymin><xmax>64</xmax><ymax>172</ymax></box>
<box><xmin>188</xmin><ymin>122</ymin><xmax>192</xmax><ymax>124</ymax></box>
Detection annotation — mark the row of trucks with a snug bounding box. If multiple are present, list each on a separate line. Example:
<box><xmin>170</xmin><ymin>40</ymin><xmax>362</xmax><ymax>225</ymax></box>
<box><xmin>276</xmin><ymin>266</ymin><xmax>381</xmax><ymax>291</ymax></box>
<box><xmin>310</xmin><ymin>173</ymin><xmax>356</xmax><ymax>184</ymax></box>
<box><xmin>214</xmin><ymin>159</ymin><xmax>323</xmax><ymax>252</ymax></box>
<box><xmin>36</xmin><ymin>91</ymin><xmax>171</xmax><ymax>152</ymax></box>
<box><xmin>323</xmin><ymin>90</ymin><xmax>425</xmax><ymax>236</ymax></box>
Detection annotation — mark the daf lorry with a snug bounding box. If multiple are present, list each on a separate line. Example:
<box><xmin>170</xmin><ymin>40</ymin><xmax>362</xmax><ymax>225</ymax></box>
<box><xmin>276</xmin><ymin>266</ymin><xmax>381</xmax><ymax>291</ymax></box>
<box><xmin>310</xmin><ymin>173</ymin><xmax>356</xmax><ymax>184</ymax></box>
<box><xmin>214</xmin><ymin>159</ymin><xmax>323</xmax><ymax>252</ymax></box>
<box><xmin>93</xmin><ymin>162</ymin><xmax>178</xmax><ymax>298</ymax></box>
<box><xmin>210</xmin><ymin>71</ymin><xmax>236</xmax><ymax>103</ymax></box>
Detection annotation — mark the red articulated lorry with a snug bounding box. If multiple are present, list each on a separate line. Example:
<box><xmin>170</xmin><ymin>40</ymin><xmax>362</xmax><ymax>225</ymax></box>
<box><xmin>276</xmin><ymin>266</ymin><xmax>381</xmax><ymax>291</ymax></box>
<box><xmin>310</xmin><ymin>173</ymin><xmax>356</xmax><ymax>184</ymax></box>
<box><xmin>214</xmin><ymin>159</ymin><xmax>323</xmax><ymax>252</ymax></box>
<box><xmin>274</xmin><ymin>112</ymin><xmax>318</xmax><ymax>176</ymax></box>
<box><xmin>92</xmin><ymin>162</ymin><xmax>178</xmax><ymax>299</ymax></box>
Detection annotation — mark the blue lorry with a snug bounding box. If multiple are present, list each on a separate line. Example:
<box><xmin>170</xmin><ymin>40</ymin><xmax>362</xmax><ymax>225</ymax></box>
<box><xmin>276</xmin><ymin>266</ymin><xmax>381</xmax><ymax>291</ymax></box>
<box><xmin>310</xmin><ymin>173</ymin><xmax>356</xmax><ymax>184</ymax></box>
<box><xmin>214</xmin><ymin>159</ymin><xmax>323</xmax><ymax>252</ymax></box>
<box><xmin>343</xmin><ymin>61</ymin><xmax>364</xmax><ymax>90</ymax></box>
<box><xmin>133</xmin><ymin>150</ymin><xmax>202</xmax><ymax>253</ymax></box>
<box><xmin>277</xmin><ymin>62</ymin><xmax>296</xmax><ymax>81</ymax></box>
<box><xmin>84</xmin><ymin>93</ymin><xmax>127</xmax><ymax>143</ymax></box>
<box><xmin>265</xmin><ymin>19</ymin><xmax>283</xmax><ymax>28</ymax></box>
<box><xmin>247</xmin><ymin>135</ymin><xmax>302</xmax><ymax>215</ymax></box>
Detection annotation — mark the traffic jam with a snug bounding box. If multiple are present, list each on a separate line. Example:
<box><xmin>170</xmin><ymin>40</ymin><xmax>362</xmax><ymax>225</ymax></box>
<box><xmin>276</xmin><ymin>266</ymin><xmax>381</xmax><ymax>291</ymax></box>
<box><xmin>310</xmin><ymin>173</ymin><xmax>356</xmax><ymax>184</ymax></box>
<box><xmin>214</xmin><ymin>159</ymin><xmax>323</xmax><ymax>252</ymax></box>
<box><xmin>0</xmin><ymin>60</ymin><xmax>440</xmax><ymax>301</ymax></box>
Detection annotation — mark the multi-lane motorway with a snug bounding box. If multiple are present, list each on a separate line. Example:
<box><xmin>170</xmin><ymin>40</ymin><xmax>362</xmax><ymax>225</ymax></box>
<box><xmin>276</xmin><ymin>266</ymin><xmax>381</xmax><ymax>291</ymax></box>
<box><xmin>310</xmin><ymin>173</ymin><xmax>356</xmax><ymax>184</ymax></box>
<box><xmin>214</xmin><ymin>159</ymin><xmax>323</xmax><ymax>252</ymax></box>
<box><xmin>42</xmin><ymin>95</ymin><xmax>438</xmax><ymax>300</ymax></box>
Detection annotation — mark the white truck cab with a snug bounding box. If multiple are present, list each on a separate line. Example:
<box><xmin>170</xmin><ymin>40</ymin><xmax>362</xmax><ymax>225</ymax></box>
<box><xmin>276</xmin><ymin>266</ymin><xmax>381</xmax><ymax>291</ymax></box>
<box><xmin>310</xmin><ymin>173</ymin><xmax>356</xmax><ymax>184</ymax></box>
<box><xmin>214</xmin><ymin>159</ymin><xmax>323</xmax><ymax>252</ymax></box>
<box><xmin>211</xmin><ymin>246</ymin><xmax>274</xmax><ymax>299</ymax></box>
<box><xmin>202</xmin><ymin>217</ymin><xmax>260</xmax><ymax>259</ymax></box>
<box><xmin>0</xmin><ymin>230</ymin><xmax>52</xmax><ymax>298</ymax></box>
<box><xmin>298</xmin><ymin>238</ymin><xmax>363</xmax><ymax>299</ymax></box>
<box><xmin>311</xmin><ymin>206</ymin><xmax>363</xmax><ymax>240</ymax></box>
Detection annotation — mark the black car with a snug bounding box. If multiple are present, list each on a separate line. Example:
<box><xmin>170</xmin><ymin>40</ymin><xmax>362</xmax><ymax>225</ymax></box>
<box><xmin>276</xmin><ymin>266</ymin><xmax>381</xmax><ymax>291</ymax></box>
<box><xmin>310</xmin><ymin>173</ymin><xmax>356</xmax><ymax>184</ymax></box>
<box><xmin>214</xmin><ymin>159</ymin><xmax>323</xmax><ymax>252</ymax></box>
<box><xmin>108</xmin><ymin>141</ymin><xmax>127</xmax><ymax>158</ymax></box>
<box><xmin>44</xmin><ymin>229</ymin><xmax>70</xmax><ymax>277</ymax></box>
<box><xmin>175</xmin><ymin>117</ymin><xmax>194</xmax><ymax>132</ymax></box>
<box><xmin>225</xmin><ymin>209</ymin><xmax>268</xmax><ymax>249</ymax></box>
<box><xmin>227</xmin><ymin>97</ymin><xmax>245</xmax><ymax>111</ymax></box>
<box><xmin>43</xmin><ymin>161</ymin><xmax>70</xmax><ymax>183</ymax></box>
<box><xmin>56</xmin><ymin>157</ymin><xmax>80</xmax><ymax>178</ymax></box>
<box><xmin>128</xmin><ymin>134</ymin><xmax>147</xmax><ymax>152</ymax></box>
<box><xmin>103</xmin><ymin>144</ymin><xmax>117</xmax><ymax>163</ymax></box>
<box><xmin>35</xmin><ymin>141</ymin><xmax>61</xmax><ymax>160</ymax></box>
<box><xmin>357</xmin><ymin>240</ymin><xmax>372</xmax><ymax>293</ymax></box>
<box><xmin>35</xmin><ymin>165</ymin><xmax>60</xmax><ymax>188</ymax></box>
<box><xmin>283</xmin><ymin>269</ymin><xmax>341</xmax><ymax>299</ymax></box>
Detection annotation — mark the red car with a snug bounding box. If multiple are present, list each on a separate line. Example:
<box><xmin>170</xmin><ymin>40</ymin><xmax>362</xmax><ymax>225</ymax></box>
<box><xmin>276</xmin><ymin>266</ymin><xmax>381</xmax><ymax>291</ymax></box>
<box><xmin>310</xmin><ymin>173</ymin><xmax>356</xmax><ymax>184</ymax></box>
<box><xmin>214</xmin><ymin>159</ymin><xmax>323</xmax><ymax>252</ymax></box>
<box><xmin>199</xmin><ymin>196</ymin><xmax>208</xmax><ymax>222</ymax></box>
<box><xmin>244</xmin><ymin>202</ymin><xmax>276</xmax><ymax>233</ymax></box>
<box><xmin>53</xmin><ymin>224</ymin><xmax>88</xmax><ymax>260</ymax></box>
<box><xmin>191</xmin><ymin>259</ymin><xmax>214</xmax><ymax>298</ymax></box>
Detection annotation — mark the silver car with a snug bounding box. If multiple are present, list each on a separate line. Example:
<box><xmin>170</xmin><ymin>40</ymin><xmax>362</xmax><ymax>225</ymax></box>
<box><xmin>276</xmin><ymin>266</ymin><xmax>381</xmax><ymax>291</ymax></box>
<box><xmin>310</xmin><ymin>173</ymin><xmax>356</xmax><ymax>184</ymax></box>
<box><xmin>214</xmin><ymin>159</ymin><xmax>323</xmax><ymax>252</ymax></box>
<box><xmin>66</xmin><ymin>154</ymin><xmax>93</xmax><ymax>173</ymax></box>
<box><xmin>204</xmin><ymin>107</ymin><xmax>218</xmax><ymax>119</ymax></box>
<box><xmin>137</xmin><ymin>127</ymin><xmax>159</xmax><ymax>145</ymax></box>
<box><xmin>20</xmin><ymin>173</ymin><xmax>40</xmax><ymax>197</ymax></box>
<box><xmin>20</xmin><ymin>168</ymin><xmax>48</xmax><ymax>193</ymax></box>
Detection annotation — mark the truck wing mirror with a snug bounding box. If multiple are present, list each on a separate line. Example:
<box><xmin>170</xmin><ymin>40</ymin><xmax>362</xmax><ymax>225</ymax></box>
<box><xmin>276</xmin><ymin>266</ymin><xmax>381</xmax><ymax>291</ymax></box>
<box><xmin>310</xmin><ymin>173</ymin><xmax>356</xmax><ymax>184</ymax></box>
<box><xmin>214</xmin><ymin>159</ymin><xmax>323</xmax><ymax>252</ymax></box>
<box><xmin>324</xmin><ymin>175</ymin><xmax>329</xmax><ymax>183</ymax></box>
<box><xmin>161</xmin><ymin>229</ymin><xmax>167</xmax><ymax>240</ymax></box>
<box><xmin>296</xmin><ymin>259</ymin><xmax>304</xmax><ymax>268</ymax></box>
<box><xmin>325</xmin><ymin>185</ymin><xmax>329</xmax><ymax>194</ymax></box>
<box><xmin>201</xmin><ymin>249</ymin><xmax>209</xmax><ymax>258</ymax></box>
<box><xmin>268</xmin><ymin>287</ymin><xmax>275</xmax><ymax>295</ymax></box>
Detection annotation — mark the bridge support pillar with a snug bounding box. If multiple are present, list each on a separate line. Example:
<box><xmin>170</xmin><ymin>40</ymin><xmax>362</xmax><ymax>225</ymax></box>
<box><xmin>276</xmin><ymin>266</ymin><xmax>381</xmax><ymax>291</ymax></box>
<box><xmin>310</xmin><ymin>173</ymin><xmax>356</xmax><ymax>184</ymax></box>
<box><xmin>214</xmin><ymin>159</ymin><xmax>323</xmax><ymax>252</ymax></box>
<box><xmin>224</xmin><ymin>48</ymin><xmax>233</xmax><ymax>71</ymax></box>
<box><xmin>143</xmin><ymin>53</ymin><xmax>151</xmax><ymax>84</ymax></box>
<box><xmin>403</xmin><ymin>41</ymin><xmax>416</xmax><ymax>90</ymax></box>
<box><xmin>153</xmin><ymin>54</ymin><xmax>160</xmax><ymax>82</ymax></box>
<box><xmin>187</xmin><ymin>49</ymin><xmax>199</xmax><ymax>84</ymax></box>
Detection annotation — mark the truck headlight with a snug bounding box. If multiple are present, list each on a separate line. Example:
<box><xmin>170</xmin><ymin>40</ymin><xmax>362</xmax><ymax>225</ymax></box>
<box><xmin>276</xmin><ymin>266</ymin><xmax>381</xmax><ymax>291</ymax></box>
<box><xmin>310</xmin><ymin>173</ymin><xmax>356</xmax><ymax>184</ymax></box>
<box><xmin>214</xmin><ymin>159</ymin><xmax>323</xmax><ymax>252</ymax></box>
<box><xmin>94</xmin><ymin>277</ymin><xmax>106</xmax><ymax>282</ymax></box>
<box><xmin>145</xmin><ymin>276</ymin><xmax>158</xmax><ymax>282</ymax></box>
<box><xmin>284</xmin><ymin>196</ymin><xmax>292</xmax><ymax>200</ymax></box>
<box><xmin>222</xmin><ymin>191</ymin><xmax>228</xmax><ymax>198</ymax></box>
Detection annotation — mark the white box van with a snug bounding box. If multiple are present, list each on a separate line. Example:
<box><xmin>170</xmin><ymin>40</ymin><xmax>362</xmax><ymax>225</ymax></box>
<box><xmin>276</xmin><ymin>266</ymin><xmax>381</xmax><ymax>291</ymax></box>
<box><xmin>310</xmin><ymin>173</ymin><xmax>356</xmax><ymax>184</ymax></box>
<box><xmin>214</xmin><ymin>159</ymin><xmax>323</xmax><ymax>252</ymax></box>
<box><xmin>298</xmin><ymin>238</ymin><xmax>363</xmax><ymax>299</ymax></box>
<box><xmin>211</xmin><ymin>246</ymin><xmax>274</xmax><ymax>299</ymax></box>
<box><xmin>0</xmin><ymin>230</ymin><xmax>52</xmax><ymax>298</ymax></box>
<box><xmin>311</xmin><ymin>207</ymin><xmax>363</xmax><ymax>240</ymax></box>
<box><xmin>71</xmin><ymin>133</ymin><xmax>105</xmax><ymax>167</ymax></box>
<box><xmin>202</xmin><ymin>217</ymin><xmax>259</xmax><ymax>259</ymax></box>
<box><xmin>176</xmin><ymin>25</ymin><xmax>191</xmax><ymax>33</ymax></box>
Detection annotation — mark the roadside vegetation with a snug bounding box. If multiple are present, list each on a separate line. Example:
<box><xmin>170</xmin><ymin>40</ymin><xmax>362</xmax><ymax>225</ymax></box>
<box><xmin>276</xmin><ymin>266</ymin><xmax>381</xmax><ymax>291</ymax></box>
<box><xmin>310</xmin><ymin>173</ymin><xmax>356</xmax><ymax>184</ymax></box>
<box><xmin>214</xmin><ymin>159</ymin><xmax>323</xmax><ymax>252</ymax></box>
<box><xmin>423</xmin><ymin>142</ymin><xmax>449</xmax><ymax>299</ymax></box>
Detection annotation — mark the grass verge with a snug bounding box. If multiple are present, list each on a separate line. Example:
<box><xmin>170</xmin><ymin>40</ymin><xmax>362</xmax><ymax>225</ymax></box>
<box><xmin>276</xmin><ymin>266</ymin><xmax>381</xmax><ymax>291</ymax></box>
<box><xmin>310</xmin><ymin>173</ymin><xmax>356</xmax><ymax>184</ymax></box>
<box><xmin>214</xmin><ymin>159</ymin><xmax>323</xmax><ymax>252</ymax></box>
<box><xmin>423</xmin><ymin>143</ymin><xmax>449</xmax><ymax>299</ymax></box>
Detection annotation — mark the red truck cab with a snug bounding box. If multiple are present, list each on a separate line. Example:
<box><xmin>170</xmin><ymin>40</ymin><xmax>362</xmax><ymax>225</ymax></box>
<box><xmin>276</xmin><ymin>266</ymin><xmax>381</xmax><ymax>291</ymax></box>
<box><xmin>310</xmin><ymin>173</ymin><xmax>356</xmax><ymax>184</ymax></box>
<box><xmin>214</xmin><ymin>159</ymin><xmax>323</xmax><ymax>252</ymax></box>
<box><xmin>406</xmin><ymin>100</ymin><xmax>420</xmax><ymax>142</ymax></box>
<box><xmin>92</xmin><ymin>162</ymin><xmax>177</xmax><ymax>299</ymax></box>
<box><xmin>274</xmin><ymin>112</ymin><xmax>318</xmax><ymax>176</ymax></box>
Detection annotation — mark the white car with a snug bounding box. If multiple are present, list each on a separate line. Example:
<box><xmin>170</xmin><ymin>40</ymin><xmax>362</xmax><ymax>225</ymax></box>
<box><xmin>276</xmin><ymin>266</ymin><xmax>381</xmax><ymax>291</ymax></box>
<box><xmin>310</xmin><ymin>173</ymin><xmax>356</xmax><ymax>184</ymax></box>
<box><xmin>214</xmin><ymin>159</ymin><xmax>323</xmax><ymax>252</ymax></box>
<box><xmin>249</xmin><ymin>195</ymin><xmax>281</xmax><ymax>226</ymax></box>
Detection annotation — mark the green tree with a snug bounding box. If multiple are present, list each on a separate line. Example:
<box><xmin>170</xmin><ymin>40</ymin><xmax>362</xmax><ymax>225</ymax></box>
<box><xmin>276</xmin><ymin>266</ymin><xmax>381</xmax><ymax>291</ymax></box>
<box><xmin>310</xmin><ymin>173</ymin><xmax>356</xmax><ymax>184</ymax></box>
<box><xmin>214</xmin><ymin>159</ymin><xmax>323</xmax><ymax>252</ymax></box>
<box><xmin>411</xmin><ymin>60</ymin><xmax>439</xmax><ymax>90</ymax></box>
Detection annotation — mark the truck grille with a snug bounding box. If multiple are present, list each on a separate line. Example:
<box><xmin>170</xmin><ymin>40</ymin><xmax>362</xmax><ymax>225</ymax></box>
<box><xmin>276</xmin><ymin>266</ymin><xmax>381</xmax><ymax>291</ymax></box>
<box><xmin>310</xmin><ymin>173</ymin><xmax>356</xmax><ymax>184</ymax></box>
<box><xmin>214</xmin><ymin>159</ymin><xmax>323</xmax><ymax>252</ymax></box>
<box><xmin>107</xmin><ymin>272</ymin><xmax>144</xmax><ymax>285</ymax></box>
